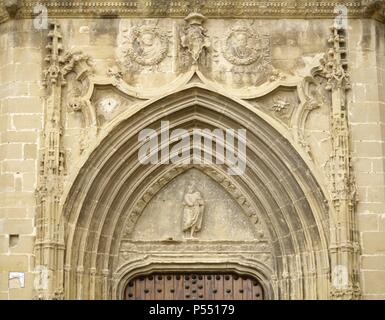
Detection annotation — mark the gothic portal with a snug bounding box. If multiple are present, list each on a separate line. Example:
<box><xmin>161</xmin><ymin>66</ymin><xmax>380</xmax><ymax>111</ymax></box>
<box><xmin>1</xmin><ymin>0</ymin><xmax>385</xmax><ymax>300</ymax></box>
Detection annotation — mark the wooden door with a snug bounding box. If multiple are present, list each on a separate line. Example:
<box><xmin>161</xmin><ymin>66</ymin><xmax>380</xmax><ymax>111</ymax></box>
<box><xmin>125</xmin><ymin>272</ymin><xmax>264</xmax><ymax>300</ymax></box>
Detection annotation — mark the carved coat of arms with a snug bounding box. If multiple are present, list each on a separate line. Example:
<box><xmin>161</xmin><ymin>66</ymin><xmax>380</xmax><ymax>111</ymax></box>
<box><xmin>180</xmin><ymin>13</ymin><xmax>210</xmax><ymax>66</ymax></box>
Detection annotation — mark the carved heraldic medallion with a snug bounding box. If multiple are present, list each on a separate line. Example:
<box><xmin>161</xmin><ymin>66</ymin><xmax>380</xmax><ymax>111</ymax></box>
<box><xmin>121</xmin><ymin>24</ymin><xmax>169</xmax><ymax>67</ymax></box>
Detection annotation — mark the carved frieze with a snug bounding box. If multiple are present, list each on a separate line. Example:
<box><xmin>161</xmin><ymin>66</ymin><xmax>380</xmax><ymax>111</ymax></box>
<box><xmin>11</xmin><ymin>1</ymin><xmax>382</xmax><ymax>22</ymax></box>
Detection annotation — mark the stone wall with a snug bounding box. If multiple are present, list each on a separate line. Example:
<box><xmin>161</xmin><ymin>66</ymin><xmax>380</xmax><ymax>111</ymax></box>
<box><xmin>349</xmin><ymin>18</ymin><xmax>385</xmax><ymax>300</ymax></box>
<box><xmin>0</xmin><ymin>20</ymin><xmax>43</xmax><ymax>299</ymax></box>
<box><xmin>0</xmin><ymin>1</ymin><xmax>385</xmax><ymax>300</ymax></box>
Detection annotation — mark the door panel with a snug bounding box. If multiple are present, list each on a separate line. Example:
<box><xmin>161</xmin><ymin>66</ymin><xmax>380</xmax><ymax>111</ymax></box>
<box><xmin>125</xmin><ymin>272</ymin><xmax>264</xmax><ymax>300</ymax></box>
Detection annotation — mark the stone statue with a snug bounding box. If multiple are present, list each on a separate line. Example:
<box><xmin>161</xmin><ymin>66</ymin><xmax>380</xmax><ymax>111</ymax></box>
<box><xmin>182</xmin><ymin>182</ymin><xmax>204</xmax><ymax>238</ymax></box>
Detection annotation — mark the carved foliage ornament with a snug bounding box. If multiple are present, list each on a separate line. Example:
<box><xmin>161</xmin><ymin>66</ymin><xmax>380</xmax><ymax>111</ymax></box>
<box><xmin>43</xmin><ymin>49</ymin><xmax>91</xmax><ymax>88</ymax></box>
<box><xmin>319</xmin><ymin>30</ymin><xmax>350</xmax><ymax>91</ymax></box>
<box><xmin>271</xmin><ymin>96</ymin><xmax>290</xmax><ymax>114</ymax></box>
<box><xmin>121</xmin><ymin>24</ymin><xmax>169</xmax><ymax>67</ymax></box>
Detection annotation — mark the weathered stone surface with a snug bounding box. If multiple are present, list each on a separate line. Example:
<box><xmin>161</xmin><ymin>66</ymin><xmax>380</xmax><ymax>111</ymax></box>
<box><xmin>132</xmin><ymin>169</ymin><xmax>258</xmax><ymax>241</ymax></box>
<box><xmin>0</xmin><ymin>0</ymin><xmax>384</xmax><ymax>300</ymax></box>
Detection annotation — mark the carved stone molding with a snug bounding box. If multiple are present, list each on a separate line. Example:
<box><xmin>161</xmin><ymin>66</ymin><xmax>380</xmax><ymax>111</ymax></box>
<box><xmin>2</xmin><ymin>1</ymin><xmax>381</xmax><ymax>22</ymax></box>
<box><xmin>119</xmin><ymin>240</ymin><xmax>273</xmax><ymax>270</ymax></box>
<box><xmin>120</xmin><ymin>240</ymin><xmax>270</xmax><ymax>254</ymax></box>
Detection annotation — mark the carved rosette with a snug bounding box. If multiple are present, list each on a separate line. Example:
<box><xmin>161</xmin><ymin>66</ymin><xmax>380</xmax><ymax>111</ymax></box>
<box><xmin>271</xmin><ymin>96</ymin><xmax>291</xmax><ymax>114</ymax></box>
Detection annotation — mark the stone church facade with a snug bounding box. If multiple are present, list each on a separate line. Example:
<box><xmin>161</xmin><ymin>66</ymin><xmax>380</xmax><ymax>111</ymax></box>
<box><xmin>0</xmin><ymin>0</ymin><xmax>385</xmax><ymax>300</ymax></box>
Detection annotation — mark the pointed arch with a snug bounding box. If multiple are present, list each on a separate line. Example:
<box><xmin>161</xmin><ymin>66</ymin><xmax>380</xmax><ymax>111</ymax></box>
<box><xmin>61</xmin><ymin>86</ymin><xmax>330</xmax><ymax>300</ymax></box>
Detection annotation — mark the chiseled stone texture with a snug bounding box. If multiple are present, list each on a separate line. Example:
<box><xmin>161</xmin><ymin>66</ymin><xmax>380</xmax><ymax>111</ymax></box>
<box><xmin>348</xmin><ymin>19</ymin><xmax>385</xmax><ymax>300</ymax></box>
<box><xmin>0</xmin><ymin>2</ymin><xmax>385</xmax><ymax>300</ymax></box>
<box><xmin>0</xmin><ymin>20</ymin><xmax>42</xmax><ymax>300</ymax></box>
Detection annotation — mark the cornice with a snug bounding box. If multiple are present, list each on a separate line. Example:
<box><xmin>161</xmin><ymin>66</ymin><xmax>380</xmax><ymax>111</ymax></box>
<box><xmin>0</xmin><ymin>1</ymin><xmax>384</xmax><ymax>24</ymax></box>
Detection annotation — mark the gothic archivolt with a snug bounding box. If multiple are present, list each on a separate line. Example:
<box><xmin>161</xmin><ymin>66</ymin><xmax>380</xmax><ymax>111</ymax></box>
<box><xmin>60</xmin><ymin>86</ymin><xmax>330</xmax><ymax>300</ymax></box>
<box><xmin>32</xmin><ymin>5</ymin><xmax>360</xmax><ymax>299</ymax></box>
